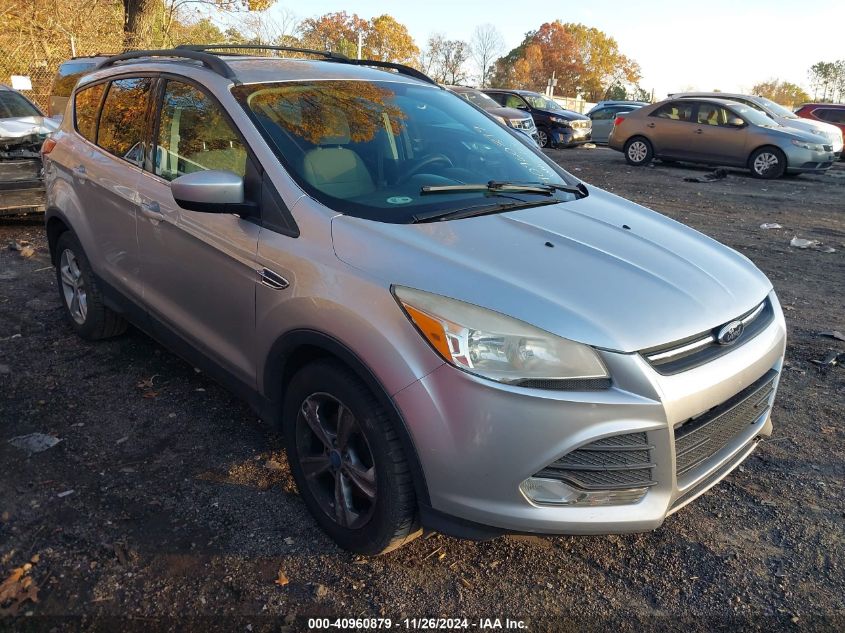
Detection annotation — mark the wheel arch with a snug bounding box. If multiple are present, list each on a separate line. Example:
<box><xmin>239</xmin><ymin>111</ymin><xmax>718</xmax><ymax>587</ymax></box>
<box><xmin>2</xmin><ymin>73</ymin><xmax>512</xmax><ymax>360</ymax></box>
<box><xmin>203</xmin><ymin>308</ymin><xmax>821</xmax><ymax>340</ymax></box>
<box><xmin>45</xmin><ymin>208</ymin><xmax>73</xmax><ymax>265</ymax></box>
<box><xmin>747</xmin><ymin>144</ymin><xmax>788</xmax><ymax>169</ymax></box>
<box><xmin>263</xmin><ymin>329</ymin><xmax>431</xmax><ymax>506</ymax></box>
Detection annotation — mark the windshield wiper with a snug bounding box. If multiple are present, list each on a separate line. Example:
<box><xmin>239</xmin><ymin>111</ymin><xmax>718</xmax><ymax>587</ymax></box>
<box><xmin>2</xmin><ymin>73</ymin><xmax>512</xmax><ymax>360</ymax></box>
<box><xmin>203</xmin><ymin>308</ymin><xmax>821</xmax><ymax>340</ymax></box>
<box><xmin>421</xmin><ymin>180</ymin><xmax>587</xmax><ymax>198</ymax></box>
<box><xmin>411</xmin><ymin>198</ymin><xmax>562</xmax><ymax>224</ymax></box>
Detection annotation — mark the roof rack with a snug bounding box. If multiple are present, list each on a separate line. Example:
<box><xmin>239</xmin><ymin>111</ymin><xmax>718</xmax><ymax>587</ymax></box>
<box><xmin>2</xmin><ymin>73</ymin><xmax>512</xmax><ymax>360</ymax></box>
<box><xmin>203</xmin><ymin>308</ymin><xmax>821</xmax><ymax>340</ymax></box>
<box><xmin>94</xmin><ymin>49</ymin><xmax>238</xmax><ymax>80</ymax></box>
<box><xmin>176</xmin><ymin>43</ymin><xmax>437</xmax><ymax>85</ymax></box>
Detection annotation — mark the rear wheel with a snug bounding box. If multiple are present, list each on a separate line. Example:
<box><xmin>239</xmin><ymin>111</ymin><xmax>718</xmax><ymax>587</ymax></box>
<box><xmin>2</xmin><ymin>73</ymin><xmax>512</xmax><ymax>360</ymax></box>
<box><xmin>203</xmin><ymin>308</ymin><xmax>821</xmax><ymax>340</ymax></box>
<box><xmin>749</xmin><ymin>146</ymin><xmax>786</xmax><ymax>179</ymax></box>
<box><xmin>624</xmin><ymin>137</ymin><xmax>653</xmax><ymax>166</ymax></box>
<box><xmin>283</xmin><ymin>360</ymin><xmax>421</xmax><ymax>555</ymax></box>
<box><xmin>54</xmin><ymin>231</ymin><xmax>126</xmax><ymax>340</ymax></box>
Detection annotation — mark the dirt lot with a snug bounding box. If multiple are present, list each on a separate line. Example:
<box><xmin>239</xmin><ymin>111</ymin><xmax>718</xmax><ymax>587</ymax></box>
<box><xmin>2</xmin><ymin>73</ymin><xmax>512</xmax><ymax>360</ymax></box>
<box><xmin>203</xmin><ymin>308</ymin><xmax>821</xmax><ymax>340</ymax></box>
<box><xmin>1</xmin><ymin>148</ymin><xmax>843</xmax><ymax>632</ymax></box>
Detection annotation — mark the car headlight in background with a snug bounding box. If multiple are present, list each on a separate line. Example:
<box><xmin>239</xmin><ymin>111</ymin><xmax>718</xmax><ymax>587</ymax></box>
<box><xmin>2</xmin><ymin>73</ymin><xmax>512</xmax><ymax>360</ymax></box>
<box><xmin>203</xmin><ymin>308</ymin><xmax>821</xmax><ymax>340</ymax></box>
<box><xmin>791</xmin><ymin>139</ymin><xmax>825</xmax><ymax>151</ymax></box>
<box><xmin>393</xmin><ymin>286</ymin><xmax>610</xmax><ymax>388</ymax></box>
<box><xmin>550</xmin><ymin>116</ymin><xmax>571</xmax><ymax>126</ymax></box>
<box><xmin>494</xmin><ymin>115</ymin><xmax>508</xmax><ymax>126</ymax></box>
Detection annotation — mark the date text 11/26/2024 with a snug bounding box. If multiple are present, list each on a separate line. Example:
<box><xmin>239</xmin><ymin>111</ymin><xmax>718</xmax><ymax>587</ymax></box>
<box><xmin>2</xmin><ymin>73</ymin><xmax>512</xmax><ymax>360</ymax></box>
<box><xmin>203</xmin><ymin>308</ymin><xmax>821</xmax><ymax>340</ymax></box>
<box><xmin>307</xmin><ymin>618</ymin><xmax>528</xmax><ymax>630</ymax></box>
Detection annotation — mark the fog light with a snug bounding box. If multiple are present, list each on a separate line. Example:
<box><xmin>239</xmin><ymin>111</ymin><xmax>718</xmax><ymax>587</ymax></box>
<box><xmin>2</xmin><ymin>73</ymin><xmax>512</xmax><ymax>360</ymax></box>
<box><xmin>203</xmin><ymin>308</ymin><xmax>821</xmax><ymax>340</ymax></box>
<box><xmin>519</xmin><ymin>477</ymin><xmax>648</xmax><ymax>507</ymax></box>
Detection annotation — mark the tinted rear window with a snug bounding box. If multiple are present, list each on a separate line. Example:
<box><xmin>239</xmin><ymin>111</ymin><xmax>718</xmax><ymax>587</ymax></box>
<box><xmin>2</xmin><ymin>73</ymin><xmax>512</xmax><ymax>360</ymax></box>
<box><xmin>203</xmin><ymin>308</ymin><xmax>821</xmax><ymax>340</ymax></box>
<box><xmin>815</xmin><ymin>108</ymin><xmax>845</xmax><ymax>124</ymax></box>
<box><xmin>97</xmin><ymin>77</ymin><xmax>153</xmax><ymax>165</ymax></box>
<box><xmin>53</xmin><ymin>61</ymin><xmax>99</xmax><ymax>98</ymax></box>
<box><xmin>74</xmin><ymin>83</ymin><xmax>106</xmax><ymax>142</ymax></box>
<box><xmin>0</xmin><ymin>91</ymin><xmax>41</xmax><ymax>118</ymax></box>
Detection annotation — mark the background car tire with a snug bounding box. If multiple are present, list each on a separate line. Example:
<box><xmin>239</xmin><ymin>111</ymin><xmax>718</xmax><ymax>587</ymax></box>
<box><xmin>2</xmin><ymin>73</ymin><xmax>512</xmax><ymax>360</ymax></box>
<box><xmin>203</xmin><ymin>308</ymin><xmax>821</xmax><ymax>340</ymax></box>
<box><xmin>748</xmin><ymin>146</ymin><xmax>786</xmax><ymax>179</ymax></box>
<box><xmin>283</xmin><ymin>360</ymin><xmax>421</xmax><ymax>555</ymax></box>
<box><xmin>537</xmin><ymin>127</ymin><xmax>551</xmax><ymax>149</ymax></box>
<box><xmin>624</xmin><ymin>137</ymin><xmax>653</xmax><ymax>166</ymax></box>
<box><xmin>54</xmin><ymin>231</ymin><xmax>127</xmax><ymax>340</ymax></box>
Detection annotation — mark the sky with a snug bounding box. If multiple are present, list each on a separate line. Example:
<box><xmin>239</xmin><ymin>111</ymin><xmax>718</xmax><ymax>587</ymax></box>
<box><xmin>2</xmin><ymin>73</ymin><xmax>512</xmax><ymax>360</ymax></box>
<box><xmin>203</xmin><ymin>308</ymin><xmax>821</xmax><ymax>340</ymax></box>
<box><xmin>215</xmin><ymin>0</ymin><xmax>844</xmax><ymax>99</ymax></box>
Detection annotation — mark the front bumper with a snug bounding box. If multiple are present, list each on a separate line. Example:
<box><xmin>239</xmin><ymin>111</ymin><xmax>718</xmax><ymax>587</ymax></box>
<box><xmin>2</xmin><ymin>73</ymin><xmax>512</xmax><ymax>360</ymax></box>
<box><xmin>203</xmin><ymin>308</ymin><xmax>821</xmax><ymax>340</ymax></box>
<box><xmin>553</xmin><ymin>126</ymin><xmax>592</xmax><ymax>147</ymax></box>
<box><xmin>394</xmin><ymin>292</ymin><xmax>786</xmax><ymax>536</ymax></box>
<box><xmin>785</xmin><ymin>145</ymin><xmax>837</xmax><ymax>173</ymax></box>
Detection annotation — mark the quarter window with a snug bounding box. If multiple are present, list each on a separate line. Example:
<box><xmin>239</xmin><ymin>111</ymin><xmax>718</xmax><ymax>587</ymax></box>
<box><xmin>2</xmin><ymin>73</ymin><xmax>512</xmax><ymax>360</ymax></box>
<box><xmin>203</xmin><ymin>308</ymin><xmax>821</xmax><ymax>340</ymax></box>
<box><xmin>814</xmin><ymin>108</ymin><xmax>845</xmax><ymax>124</ymax></box>
<box><xmin>74</xmin><ymin>83</ymin><xmax>105</xmax><ymax>143</ymax></box>
<box><xmin>154</xmin><ymin>81</ymin><xmax>246</xmax><ymax>181</ymax></box>
<box><xmin>97</xmin><ymin>77</ymin><xmax>153</xmax><ymax>166</ymax></box>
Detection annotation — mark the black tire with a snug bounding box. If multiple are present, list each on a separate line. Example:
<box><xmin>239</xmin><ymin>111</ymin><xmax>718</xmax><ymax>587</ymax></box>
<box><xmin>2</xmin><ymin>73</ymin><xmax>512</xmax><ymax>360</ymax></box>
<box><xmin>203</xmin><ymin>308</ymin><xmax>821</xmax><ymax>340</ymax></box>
<box><xmin>624</xmin><ymin>136</ymin><xmax>653</xmax><ymax>166</ymax></box>
<box><xmin>283</xmin><ymin>360</ymin><xmax>421</xmax><ymax>555</ymax></box>
<box><xmin>54</xmin><ymin>231</ymin><xmax>127</xmax><ymax>340</ymax></box>
<box><xmin>748</xmin><ymin>146</ymin><xmax>787</xmax><ymax>179</ymax></box>
<box><xmin>537</xmin><ymin>126</ymin><xmax>551</xmax><ymax>149</ymax></box>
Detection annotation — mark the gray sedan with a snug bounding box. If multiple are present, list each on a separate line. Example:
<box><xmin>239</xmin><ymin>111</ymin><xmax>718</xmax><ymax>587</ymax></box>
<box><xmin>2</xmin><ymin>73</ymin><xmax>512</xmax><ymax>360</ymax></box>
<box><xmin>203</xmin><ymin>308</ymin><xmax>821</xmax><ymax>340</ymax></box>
<box><xmin>609</xmin><ymin>97</ymin><xmax>837</xmax><ymax>178</ymax></box>
<box><xmin>588</xmin><ymin>103</ymin><xmax>645</xmax><ymax>144</ymax></box>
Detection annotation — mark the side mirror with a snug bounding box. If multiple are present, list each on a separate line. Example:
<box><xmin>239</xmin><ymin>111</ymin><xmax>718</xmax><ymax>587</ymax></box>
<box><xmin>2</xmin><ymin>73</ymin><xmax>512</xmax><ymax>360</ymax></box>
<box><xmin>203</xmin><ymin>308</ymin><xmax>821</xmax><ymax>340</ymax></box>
<box><xmin>727</xmin><ymin>117</ymin><xmax>745</xmax><ymax>127</ymax></box>
<box><xmin>171</xmin><ymin>170</ymin><xmax>247</xmax><ymax>213</ymax></box>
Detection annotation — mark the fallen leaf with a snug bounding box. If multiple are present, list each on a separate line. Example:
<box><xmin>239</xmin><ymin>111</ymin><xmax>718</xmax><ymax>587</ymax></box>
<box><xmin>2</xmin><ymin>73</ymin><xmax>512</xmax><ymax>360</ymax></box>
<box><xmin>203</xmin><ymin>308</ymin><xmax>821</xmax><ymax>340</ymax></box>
<box><xmin>19</xmin><ymin>246</ymin><xmax>35</xmax><ymax>258</ymax></box>
<box><xmin>136</xmin><ymin>375</ymin><xmax>158</xmax><ymax>390</ymax></box>
<box><xmin>275</xmin><ymin>570</ymin><xmax>289</xmax><ymax>587</ymax></box>
<box><xmin>0</xmin><ymin>559</ymin><xmax>40</xmax><ymax>616</ymax></box>
<box><xmin>141</xmin><ymin>391</ymin><xmax>158</xmax><ymax>399</ymax></box>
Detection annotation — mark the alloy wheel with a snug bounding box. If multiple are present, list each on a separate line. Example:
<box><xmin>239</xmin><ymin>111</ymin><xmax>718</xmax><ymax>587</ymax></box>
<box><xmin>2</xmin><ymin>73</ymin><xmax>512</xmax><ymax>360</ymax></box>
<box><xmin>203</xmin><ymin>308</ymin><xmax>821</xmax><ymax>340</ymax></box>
<box><xmin>753</xmin><ymin>152</ymin><xmax>779</xmax><ymax>176</ymax></box>
<box><xmin>59</xmin><ymin>249</ymin><xmax>87</xmax><ymax>325</ymax></box>
<box><xmin>295</xmin><ymin>392</ymin><xmax>377</xmax><ymax>529</ymax></box>
<box><xmin>628</xmin><ymin>141</ymin><xmax>648</xmax><ymax>163</ymax></box>
<box><xmin>538</xmin><ymin>130</ymin><xmax>549</xmax><ymax>148</ymax></box>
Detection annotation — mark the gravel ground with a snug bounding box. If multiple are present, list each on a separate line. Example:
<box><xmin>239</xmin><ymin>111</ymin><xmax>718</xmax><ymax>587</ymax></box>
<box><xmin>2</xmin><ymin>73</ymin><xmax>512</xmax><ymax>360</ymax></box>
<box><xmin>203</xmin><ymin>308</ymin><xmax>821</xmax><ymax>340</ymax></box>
<box><xmin>1</xmin><ymin>148</ymin><xmax>843</xmax><ymax>632</ymax></box>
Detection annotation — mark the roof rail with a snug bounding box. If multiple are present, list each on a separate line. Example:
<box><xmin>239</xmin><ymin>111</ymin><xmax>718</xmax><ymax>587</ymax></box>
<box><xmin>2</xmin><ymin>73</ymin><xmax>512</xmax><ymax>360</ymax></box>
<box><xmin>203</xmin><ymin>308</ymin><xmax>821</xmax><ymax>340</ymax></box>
<box><xmin>176</xmin><ymin>43</ymin><xmax>437</xmax><ymax>85</ymax></box>
<box><xmin>176</xmin><ymin>43</ymin><xmax>349</xmax><ymax>61</ymax></box>
<box><xmin>94</xmin><ymin>49</ymin><xmax>237</xmax><ymax>80</ymax></box>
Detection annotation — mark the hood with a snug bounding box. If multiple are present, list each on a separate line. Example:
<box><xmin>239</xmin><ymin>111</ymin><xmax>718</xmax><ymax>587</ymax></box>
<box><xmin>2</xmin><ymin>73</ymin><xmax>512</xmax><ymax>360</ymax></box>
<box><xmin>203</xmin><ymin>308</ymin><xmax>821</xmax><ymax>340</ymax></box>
<box><xmin>486</xmin><ymin>106</ymin><xmax>532</xmax><ymax>121</ymax></box>
<box><xmin>0</xmin><ymin>116</ymin><xmax>59</xmax><ymax>140</ymax></box>
<box><xmin>765</xmin><ymin>123</ymin><xmax>833</xmax><ymax>144</ymax></box>
<box><xmin>331</xmin><ymin>187</ymin><xmax>772</xmax><ymax>353</ymax></box>
<box><xmin>536</xmin><ymin>109</ymin><xmax>589</xmax><ymax>121</ymax></box>
<box><xmin>776</xmin><ymin>116</ymin><xmax>842</xmax><ymax>141</ymax></box>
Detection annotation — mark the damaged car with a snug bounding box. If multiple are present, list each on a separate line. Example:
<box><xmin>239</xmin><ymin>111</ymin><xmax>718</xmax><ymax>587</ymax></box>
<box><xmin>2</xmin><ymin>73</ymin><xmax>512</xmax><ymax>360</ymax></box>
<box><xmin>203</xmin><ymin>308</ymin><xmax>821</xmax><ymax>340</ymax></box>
<box><xmin>0</xmin><ymin>85</ymin><xmax>57</xmax><ymax>215</ymax></box>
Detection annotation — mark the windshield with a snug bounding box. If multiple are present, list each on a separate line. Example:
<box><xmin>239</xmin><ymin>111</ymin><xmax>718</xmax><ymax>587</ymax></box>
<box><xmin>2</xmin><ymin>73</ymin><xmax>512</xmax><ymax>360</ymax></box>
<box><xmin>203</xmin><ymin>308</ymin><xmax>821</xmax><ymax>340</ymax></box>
<box><xmin>756</xmin><ymin>96</ymin><xmax>798</xmax><ymax>119</ymax></box>
<box><xmin>522</xmin><ymin>93</ymin><xmax>562</xmax><ymax>111</ymax></box>
<box><xmin>733</xmin><ymin>105</ymin><xmax>779</xmax><ymax>127</ymax></box>
<box><xmin>0</xmin><ymin>91</ymin><xmax>41</xmax><ymax>118</ymax></box>
<box><xmin>456</xmin><ymin>89</ymin><xmax>500</xmax><ymax>110</ymax></box>
<box><xmin>232</xmin><ymin>80</ymin><xmax>577</xmax><ymax>223</ymax></box>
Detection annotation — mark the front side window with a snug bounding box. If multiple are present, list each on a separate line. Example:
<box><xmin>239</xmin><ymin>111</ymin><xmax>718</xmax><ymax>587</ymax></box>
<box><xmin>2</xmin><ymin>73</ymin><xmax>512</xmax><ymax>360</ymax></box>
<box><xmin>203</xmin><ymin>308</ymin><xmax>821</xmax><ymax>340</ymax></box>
<box><xmin>590</xmin><ymin>108</ymin><xmax>612</xmax><ymax>121</ymax></box>
<box><xmin>233</xmin><ymin>80</ymin><xmax>577</xmax><ymax>223</ymax></box>
<box><xmin>0</xmin><ymin>91</ymin><xmax>41</xmax><ymax>118</ymax></box>
<box><xmin>155</xmin><ymin>81</ymin><xmax>246</xmax><ymax>181</ymax></box>
<box><xmin>74</xmin><ymin>83</ymin><xmax>106</xmax><ymax>143</ymax></box>
<box><xmin>502</xmin><ymin>94</ymin><xmax>529</xmax><ymax>110</ymax></box>
<box><xmin>97</xmin><ymin>77</ymin><xmax>153</xmax><ymax>166</ymax></box>
<box><xmin>652</xmin><ymin>102</ymin><xmax>694</xmax><ymax>122</ymax></box>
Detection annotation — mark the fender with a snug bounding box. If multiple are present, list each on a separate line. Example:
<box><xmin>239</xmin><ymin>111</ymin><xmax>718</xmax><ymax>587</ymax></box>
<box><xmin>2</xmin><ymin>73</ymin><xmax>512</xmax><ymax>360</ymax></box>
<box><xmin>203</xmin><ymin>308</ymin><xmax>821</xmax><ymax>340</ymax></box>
<box><xmin>263</xmin><ymin>328</ymin><xmax>431</xmax><ymax>506</ymax></box>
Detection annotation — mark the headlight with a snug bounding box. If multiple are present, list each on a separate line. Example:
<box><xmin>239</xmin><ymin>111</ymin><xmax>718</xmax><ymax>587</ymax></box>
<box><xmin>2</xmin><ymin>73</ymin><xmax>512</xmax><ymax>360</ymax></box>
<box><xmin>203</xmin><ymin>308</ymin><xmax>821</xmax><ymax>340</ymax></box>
<box><xmin>791</xmin><ymin>139</ymin><xmax>825</xmax><ymax>151</ymax></box>
<box><xmin>494</xmin><ymin>115</ymin><xmax>508</xmax><ymax>126</ymax></box>
<box><xmin>393</xmin><ymin>286</ymin><xmax>609</xmax><ymax>388</ymax></box>
<box><xmin>550</xmin><ymin>116</ymin><xmax>571</xmax><ymax>126</ymax></box>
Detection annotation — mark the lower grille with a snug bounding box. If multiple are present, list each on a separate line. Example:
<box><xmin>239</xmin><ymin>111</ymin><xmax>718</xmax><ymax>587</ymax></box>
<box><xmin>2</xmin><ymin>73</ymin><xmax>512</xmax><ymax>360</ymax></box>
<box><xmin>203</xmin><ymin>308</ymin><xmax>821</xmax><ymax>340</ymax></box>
<box><xmin>537</xmin><ymin>432</ymin><xmax>656</xmax><ymax>490</ymax></box>
<box><xmin>675</xmin><ymin>370</ymin><xmax>775</xmax><ymax>476</ymax></box>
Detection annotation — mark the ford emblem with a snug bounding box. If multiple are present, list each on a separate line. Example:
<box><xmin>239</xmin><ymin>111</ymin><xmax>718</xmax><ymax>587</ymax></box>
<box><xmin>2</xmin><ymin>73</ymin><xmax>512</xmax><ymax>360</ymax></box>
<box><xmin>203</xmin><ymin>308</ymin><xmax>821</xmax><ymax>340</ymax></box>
<box><xmin>717</xmin><ymin>320</ymin><xmax>744</xmax><ymax>345</ymax></box>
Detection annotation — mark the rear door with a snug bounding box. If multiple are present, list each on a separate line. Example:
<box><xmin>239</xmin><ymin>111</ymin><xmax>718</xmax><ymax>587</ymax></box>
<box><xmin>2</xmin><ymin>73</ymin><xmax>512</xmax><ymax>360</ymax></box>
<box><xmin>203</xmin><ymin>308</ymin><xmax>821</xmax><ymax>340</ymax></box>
<box><xmin>645</xmin><ymin>101</ymin><xmax>696</xmax><ymax>156</ymax></box>
<box><xmin>136</xmin><ymin>78</ymin><xmax>261</xmax><ymax>387</ymax></box>
<box><xmin>69</xmin><ymin>77</ymin><xmax>151</xmax><ymax>304</ymax></box>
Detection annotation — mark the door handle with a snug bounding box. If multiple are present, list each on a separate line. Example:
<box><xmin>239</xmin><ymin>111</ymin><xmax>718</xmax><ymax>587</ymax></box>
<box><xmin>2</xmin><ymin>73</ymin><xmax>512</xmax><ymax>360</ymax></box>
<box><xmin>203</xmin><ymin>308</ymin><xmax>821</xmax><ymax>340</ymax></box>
<box><xmin>694</xmin><ymin>128</ymin><xmax>703</xmax><ymax>134</ymax></box>
<box><xmin>646</xmin><ymin>122</ymin><xmax>656</xmax><ymax>128</ymax></box>
<box><xmin>257</xmin><ymin>268</ymin><xmax>289</xmax><ymax>290</ymax></box>
<box><xmin>140</xmin><ymin>199</ymin><xmax>164</xmax><ymax>221</ymax></box>
<box><xmin>72</xmin><ymin>165</ymin><xmax>87</xmax><ymax>181</ymax></box>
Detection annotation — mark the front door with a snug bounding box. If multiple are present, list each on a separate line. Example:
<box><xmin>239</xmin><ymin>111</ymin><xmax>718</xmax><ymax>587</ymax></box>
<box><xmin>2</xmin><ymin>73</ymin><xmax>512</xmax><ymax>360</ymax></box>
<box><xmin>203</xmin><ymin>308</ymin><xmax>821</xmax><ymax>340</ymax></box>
<box><xmin>687</xmin><ymin>102</ymin><xmax>748</xmax><ymax>165</ymax></box>
<box><xmin>136</xmin><ymin>79</ymin><xmax>261</xmax><ymax>387</ymax></box>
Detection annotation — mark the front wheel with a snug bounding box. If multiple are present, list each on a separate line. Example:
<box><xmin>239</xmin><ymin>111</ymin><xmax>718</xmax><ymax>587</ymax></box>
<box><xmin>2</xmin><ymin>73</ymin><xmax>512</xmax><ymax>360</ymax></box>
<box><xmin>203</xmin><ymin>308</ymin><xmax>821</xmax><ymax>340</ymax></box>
<box><xmin>537</xmin><ymin>127</ymin><xmax>551</xmax><ymax>149</ymax></box>
<box><xmin>749</xmin><ymin>147</ymin><xmax>786</xmax><ymax>179</ymax></box>
<box><xmin>283</xmin><ymin>360</ymin><xmax>421</xmax><ymax>555</ymax></box>
<box><xmin>624</xmin><ymin>137</ymin><xmax>653</xmax><ymax>166</ymax></box>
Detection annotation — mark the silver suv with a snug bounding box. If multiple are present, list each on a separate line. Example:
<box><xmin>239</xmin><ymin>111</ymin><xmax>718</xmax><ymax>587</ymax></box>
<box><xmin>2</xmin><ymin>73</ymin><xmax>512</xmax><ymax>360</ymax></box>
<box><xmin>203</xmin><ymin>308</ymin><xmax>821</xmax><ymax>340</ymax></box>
<box><xmin>43</xmin><ymin>46</ymin><xmax>786</xmax><ymax>554</ymax></box>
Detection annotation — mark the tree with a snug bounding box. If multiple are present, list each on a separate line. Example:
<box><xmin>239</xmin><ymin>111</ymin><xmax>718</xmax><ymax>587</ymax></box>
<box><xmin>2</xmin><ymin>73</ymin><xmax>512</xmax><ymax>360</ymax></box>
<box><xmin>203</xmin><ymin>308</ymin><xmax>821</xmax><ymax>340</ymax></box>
<box><xmin>366</xmin><ymin>15</ymin><xmax>419</xmax><ymax>64</ymax></box>
<box><xmin>750</xmin><ymin>79</ymin><xmax>810</xmax><ymax>107</ymax></box>
<box><xmin>299</xmin><ymin>10</ymin><xmax>368</xmax><ymax>57</ymax></box>
<box><xmin>470</xmin><ymin>24</ymin><xmax>503</xmax><ymax>88</ymax></box>
<box><xmin>489</xmin><ymin>21</ymin><xmax>640</xmax><ymax>99</ymax></box>
<box><xmin>808</xmin><ymin>60</ymin><xmax>845</xmax><ymax>102</ymax></box>
<box><xmin>421</xmin><ymin>34</ymin><xmax>470</xmax><ymax>84</ymax></box>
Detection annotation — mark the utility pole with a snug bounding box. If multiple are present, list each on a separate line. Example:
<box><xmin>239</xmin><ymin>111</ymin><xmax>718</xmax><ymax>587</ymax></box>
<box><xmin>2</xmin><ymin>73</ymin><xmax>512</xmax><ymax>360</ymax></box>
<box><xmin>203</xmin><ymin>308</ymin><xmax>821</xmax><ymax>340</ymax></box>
<box><xmin>357</xmin><ymin>31</ymin><xmax>363</xmax><ymax>60</ymax></box>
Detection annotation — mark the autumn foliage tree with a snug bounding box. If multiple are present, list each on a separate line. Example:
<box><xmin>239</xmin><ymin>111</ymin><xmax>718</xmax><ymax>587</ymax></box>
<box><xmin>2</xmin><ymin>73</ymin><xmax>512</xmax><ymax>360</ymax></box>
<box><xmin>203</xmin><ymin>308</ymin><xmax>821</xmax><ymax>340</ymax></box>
<box><xmin>490</xmin><ymin>21</ymin><xmax>640</xmax><ymax>100</ymax></box>
<box><xmin>299</xmin><ymin>11</ymin><xmax>419</xmax><ymax>64</ymax></box>
<box><xmin>750</xmin><ymin>80</ymin><xmax>810</xmax><ymax>107</ymax></box>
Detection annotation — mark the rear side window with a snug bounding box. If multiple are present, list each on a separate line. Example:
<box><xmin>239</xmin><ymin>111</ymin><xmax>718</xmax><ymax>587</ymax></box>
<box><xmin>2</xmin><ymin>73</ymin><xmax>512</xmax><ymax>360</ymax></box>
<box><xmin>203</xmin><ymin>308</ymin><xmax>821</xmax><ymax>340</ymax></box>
<box><xmin>53</xmin><ymin>61</ymin><xmax>99</xmax><ymax>98</ymax></box>
<box><xmin>97</xmin><ymin>77</ymin><xmax>153</xmax><ymax>166</ymax></box>
<box><xmin>0</xmin><ymin>91</ymin><xmax>41</xmax><ymax>117</ymax></box>
<box><xmin>590</xmin><ymin>108</ymin><xmax>612</xmax><ymax>120</ymax></box>
<box><xmin>814</xmin><ymin>108</ymin><xmax>845</xmax><ymax>124</ymax></box>
<box><xmin>652</xmin><ymin>101</ymin><xmax>694</xmax><ymax>122</ymax></box>
<box><xmin>154</xmin><ymin>80</ymin><xmax>246</xmax><ymax>181</ymax></box>
<box><xmin>74</xmin><ymin>83</ymin><xmax>106</xmax><ymax>142</ymax></box>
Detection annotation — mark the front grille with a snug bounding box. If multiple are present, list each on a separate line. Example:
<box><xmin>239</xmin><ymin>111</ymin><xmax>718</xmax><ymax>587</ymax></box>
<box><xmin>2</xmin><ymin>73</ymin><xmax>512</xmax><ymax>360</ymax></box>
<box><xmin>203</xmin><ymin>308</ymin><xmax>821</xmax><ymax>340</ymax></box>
<box><xmin>536</xmin><ymin>432</ymin><xmax>657</xmax><ymax>490</ymax></box>
<box><xmin>674</xmin><ymin>370</ymin><xmax>775</xmax><ymax>476</ymax></box>
<box><xmin>510</xmin><ymin>377</ymin><xmax>611</xmax><ymax>391</ymax></box>
<box><xmin>823</xmin><ymin>144</ymin><xmax>832</xmax><ymax>151</ymax></box>
<box><xmin>641</xmin><ymin>298</ymin><xmax>774</xmax><ymax>374</ymax></box>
